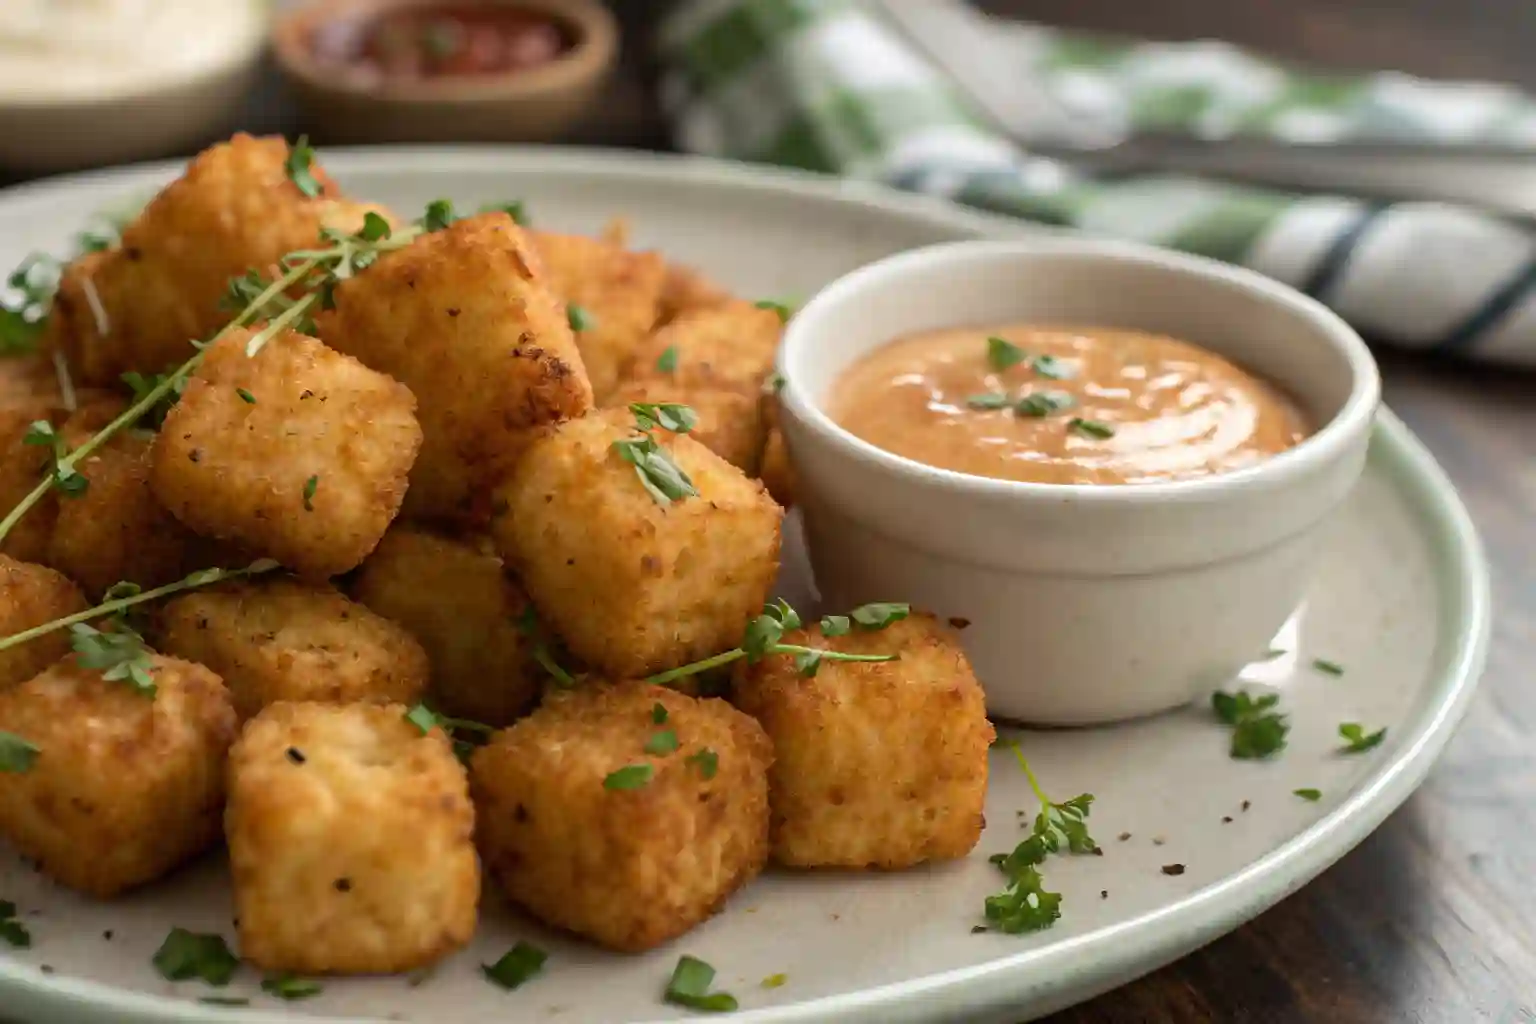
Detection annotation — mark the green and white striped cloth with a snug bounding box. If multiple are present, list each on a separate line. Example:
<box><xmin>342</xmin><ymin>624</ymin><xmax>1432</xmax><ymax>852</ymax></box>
<box><xmin>657</xmin><ymin>0</ymin><xmax>1536</xmax><ymax>366</ymax></box>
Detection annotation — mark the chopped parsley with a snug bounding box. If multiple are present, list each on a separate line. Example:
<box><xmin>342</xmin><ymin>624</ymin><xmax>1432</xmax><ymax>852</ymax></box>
<box><xmin>284</xmin><ymin>137</ymin><xmax>323</xmax><ymax>199</ymax></box>
<box><xmin>604</xmin><ymin>764</ymin><xmax>653</xmax><ymax>791</ymax></box>
<box><xmin>261</xmin><ymin>974</ymin><xmax>322</xmax><ymax>1000</ymax></box>
<box><xmin>664</xmin><ymin>955</ymin><xmax>738</xmax><ymax>1013</ymax></box>
<box><xmin>421</xmin><ymin>198</ymin><xmax>458</xmax><ymax>233</ymax></box>
<box><xmin>986</xmin><ymin>336</ymin><xmax>1027</xmax><ymax>371</ymax></box>
<box><xmin>359</xmin><ymin>211</ymin><xmax>393</xmax><ymax>241</ymax></box>
<box><xmin>628</xmin><ymin>402</ymin><xmax>697</xmax><ymax>434</ymax></box>
<box><xmin>1293</xmin><ymin>788</ymin><xmax>1322</xmax><ymax>802</ymax></box>
<box><xmin>198</xmin><ymin>996</ymin><xmax>250</xmax><ymax>1007</ymax></box>
<box><xmin>850</xmin><ymin>602</ymin><xmax>909</xmax><ymax>630</ymax></box>
<box><xmin>685</xmin><ymin>748</ymin><xmax>718</xmax><ymax>780</ymax></box>
<box><xmin>1015</xmin><ymin>391</ymin><xmax>1074</xmax><ymax>418</ymax></box>
<box><xmin>644</xmin><ymin>730</ymin><xmax>680</xmax><ymax>756</ymax></box>
<box><xmin>1337</xmin><ymin>722</ymin><xmax>1386</xmax><ymax>754</ymax></box>
<box><xmin>761</xmin><ymin>973</ymin><xmax>788</xmax><ymax>989</ymax></box>
<box><xmin>302</xmin><ymin>475</ymin><xmax>319</xmax><ymax>512</ymax></box>
<box><xmin>1068</xmin><ymin>417</ymin><xmax>1116</xmax><ymax>439</ymax></box>
<box><xmin>566</xmin><ymin>303</ymin><xmax>596</xmax><ymax>333</ymax></box>
<box><xmin>152</xmin><ymin>928</ymin><xmax>239</xmax><ymax>986</ymax></box>
<box><xmin>1212</xmin><ymin>690</ymin><xmax>1288</xmax><ymax>759</ymax></box>
<box><xmin>656</xmin><ymin>345</ymin><xmax>679</xmax><ymax>373</ymax></box>
<box><xmin>651</xmin><ymin>702</ymin><xmax>669</xmax><ymax>725</ymax></box>
<box><xmin>482</xmin><ymin>941</ymin><xmax>547</xmax><ymax>990</ymax></box>
<box><xmin>0</xmin><ymin>731</ymin><xmax>38</xmax><ymax>774</ymax></box>
<box><xmin>754</xmin><ymin>299</ymin><xmax>793</xmax><ymax>322</ymax></box>
<box><xmin>236</xmin><ymin>388</ymin><xmax>256</xmax><ymax>405</ymax></box>
<box><xmin>966</xmin><ymin>393</ymin><xmax>1011</xmax><ymax>411</ymax></box>
<box><xmin>612</xmin><ymin>432</ymin><xmax>697</xmax><ymax>506</ymax></box>
<box><xmin>479</xmin><ymin>200</ymin><xmax>529</xmax><ymax>226</ymax></box>
<box><xmin>0</xmin><ymin>901</ymin><xmax>30</xmax><ymax>949</ymax></box>
<box><xmin>1312</xmin><ymin>658</ymin><xmax>1345</xmax><ymax>676</ymax></box>
<box><xmin>70</xmin><ymin>623</ymin><xmax>155</xmax><ymax>696</ymax></box>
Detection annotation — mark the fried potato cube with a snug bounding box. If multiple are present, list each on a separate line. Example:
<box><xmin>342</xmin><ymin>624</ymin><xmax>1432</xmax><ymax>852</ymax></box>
<box><xmin>733</xmin><ymin>613</ymin><xmax>993</xmax><ymax>869</ymax></box>
<box><xmin>471</xmin><ymin>682</ymin><xmax>771</xmax><ymax>951</ymax></box>
<box><xmin>657</xmin><ymin>262</ymin><xmax>734</xmax><ymax>326</ymax></box>
<box><xmin>492</xmin><ymin>408</ymin><xmax>782</xmax><ymax>678</ymax></box>
<box><xmin>758</xmin><ymin>427</ymin><xmax>797</xmax><ymax>509</ymax></box>
<box><xmin>0</xmin><ymin>400</ymin><xmax>62</xmax><ymax>565</ymax></box>
<box><xmin>44</xmin><ymin>133</ymin><xmax>389</xmax><ymax>386</ymax></box>
<box><xmin>316</xmin><ymin>213</ymin><xmax>591</xmax><ymax>524</ymax></box>
<box><xmin>227</xmin><ymin>701</ymin><xmax>479</xmax><ymax>974</ymax></box>
<box><xmin>0</xmin><ymin>653</ymin><xmax>236</xmax><ymax>896</ymax></box>
<box><xmin>629</xmin><ymin>300</ymin><xmax>782</xmax><ymax>394</ymax></box>
<box><xmin>0</xmin><ymin>556</ymin><xmax>87</xmax><ymax>690</ymax></box>
<box><xmin>532</xmin><ymin>232</ymin><xmax>665</xmax><ymax>402</ymax></box>
<box><xmin>350</xmin><ymin>527</ymin><xmax>541</xmax><ymax>727</ymax></box>
<box><xmin>154</xmin><ymin>580</ymin><xmax>428</xmax><ymax>721</ymax></box>
<box><xmin>0</xmin><ymin>355</ymin><xmax>63</xmax><ymax>410</ymax></box>
<box><xmin>606</xmin><ymin>379</ymin><xmax>765</xmax><ymax>474</ymax></box>
<box><xmin>150</xmin><ymin>326</ymin><xmax>422</xmax><ymax>578</ymax></box>
<box><xmin>48</xmin><ymin>404</ymin><xmax>202</xmax><ymax>599</ymax></box>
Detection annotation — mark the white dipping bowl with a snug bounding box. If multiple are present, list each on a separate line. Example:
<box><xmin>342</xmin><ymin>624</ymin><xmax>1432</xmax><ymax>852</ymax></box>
<box><xmin>777</xmin><ymin>239</ymin><xmax>1381</xmax><ymax>725</ymax></box>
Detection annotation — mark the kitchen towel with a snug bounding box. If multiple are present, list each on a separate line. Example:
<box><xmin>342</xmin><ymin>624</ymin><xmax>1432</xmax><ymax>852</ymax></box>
<box><xmin>658</xmin><ymin>0</ymin><xmax>1536</xmax><ymax>365</ymax></box>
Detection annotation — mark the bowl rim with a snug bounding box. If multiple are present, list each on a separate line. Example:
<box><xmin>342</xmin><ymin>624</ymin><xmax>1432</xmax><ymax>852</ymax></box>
<box><xmin>778</xmin><ymin>236</ymin><xmax>1383</xmax><ymax>507</ymax></box>
<box><xmin>272</xmin><ymin>0</ymin><xmax>618</xmax><ymax>103</ymax></box>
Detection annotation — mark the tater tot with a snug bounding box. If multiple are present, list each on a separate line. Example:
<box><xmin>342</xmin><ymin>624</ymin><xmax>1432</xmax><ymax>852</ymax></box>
<box><xmin>0</xmin><ymin>652</ymin><xmax>237</xmax><ymax>897</ymax></box>
<box><xmin>0</xmin><ymin>400</ymin><xmax>62</xmax><ymax>565</ymax></box>
<box><xmin>0</xmin><ymin>355</ymin><xmax>62</xmax><ymax>411</ymax></box>
<box><xmin>605</xmin><ymin>378</ymin><xmax>765</xmax><ymax>474</ymax></box>
<box><xmin>154</xmin><ymin>579</ymin><xmax>429</xmax><ymax>721</ymax></box>
<box><xmin>733</xmin><ymin>612</ymin><xmax>993</xmax><ymax>869</ymax></box>
<box><xmin>350</xmin><ymin>527</ymin><xmax>542</xmax><ymax>727</ymax></box>
<box><xmin>227</xmin><ymin>702</ymin><xmax>479</xmax><ymax>974</ymax></box>
<box><xmin>150</xmin><ymin>326</ymin><xmax>422</xmax><ymax>578</ymax></box>
<box><xmin>0</xmin><ymin>556</ymin><xmax>87</xmax><ymax>690</ymax></box>
<box><xmin>44</xmin><ymin>134</ymin><xmax>390</xmax><ymax>386</ymax></box>
<box><xmin>657</xmin><ymin>262</ymin><xmax>733</xmax><ymax>325</ymax></box>
<box><xmin>471</xmin><ymin>682</ymin><xmax>771</xmax><ymax>952</ymax></box>
<box><xmin>532</xmin><ymin>231</ymin><xmax>666</xmax><ymax>402</ymax></box>
<box><xmin>492</xmin><ymin>408</ymin><xmax>782</xmax><ymax>679</ymax></box>
<box><xmin>758</xmin><ymin>427</ymin><xmax>797</xmax><ymax>509</ymax></box>
<box><xmin>629</xmin><ymin>300</ymin><xmax>782</xmax><ymax>394</ymax></box>
<box><xmin>316</xmin><ymin>213</ymin><xmax>591</xmax><ymax>525</ymax></box>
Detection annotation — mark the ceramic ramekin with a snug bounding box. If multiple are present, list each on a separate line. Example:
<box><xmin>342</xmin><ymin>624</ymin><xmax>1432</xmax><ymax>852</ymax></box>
<box><xmin>777</xmin><ymin>239</ymin><xmax>1381</xmax><ymax>725</ymax></box>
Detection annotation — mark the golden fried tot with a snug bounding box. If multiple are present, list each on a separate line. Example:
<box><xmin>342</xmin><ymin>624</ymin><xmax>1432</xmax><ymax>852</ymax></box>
<box><xmin>45</xmin><ymin>134</ymin><xmax>391</xmax><ymax>387</ymax></box>
<box><xmin>492</xmin><ymin>408</ymin><xmax>782</xmax><ymax>679</ymax></box>
<box><xmin>350</xmin><ymin>527</ymin><xmax>541</xmax><ymax>727</ymax></box>
<box><xmin>657</xmin><ymin>262</ymin><xmax>733</xmax><ymax>326</ymax></box>
<box><xmin>629</xmin><ymin>300</ymin><xmax>782</xmax><ymax>394</ymax></box>
<box><xmin>154</xmin><ymin>580</ymin><xmax>429</xmax><ymax>721</ymax></box>
<box><xmin>734</xmin><ymin>612</ymin><xmax>992</xmax><ymax>869</ymax></box>
<box><xmin>758</xmin><ymin>427</ymin><xmax>797</xmax><ymax>509</ymax></box>
<box><xmin>0</xmin><ymin>354</ymin><xmax>62</xmax><ymax>411</ymax></box>
<box><xmin>532</xmin><ymin>231</ymin><xmax>666</xmax><ymax>402</ymax></box>
<box><xmin>316</xmin><ymin>213</ymin><xmax>590</xmax><ymax>524</ymax></box>
<box><xmin>0</xmin><ymin>653</ymin><xmax>236</xmax><ymax>897</ymax></box>
<box><xmin>606</xmin><ymin>378</ymin><xmax>765</xmax><ymax>474</ymax></box>
<box><xmin>227</xmin><ymin>702</ymin><xmax>479</xmax><ymax>974</ymax></box>
<box><xmin>471</xmin><ymin>682</ymin><xmax>771</xmax><ymax>952</ymax></box>
<box><xmin>49</xmin><ymin>403</ymin><xmax>202</xmax><ymax>599</ymax></box>
<box><xmin>150</xmin><ymin>327</ymin><xmax>422</xmax><ymax>578</ymax></box>
<box><xmin>0</xmin><ymin>556</ymin><xmax>87</xmax><ymax>690</ymax></box>
<box><xmin>0</xmin><ymin>400</ymin><xmax>62</xmax><ymax>565</ymax></box>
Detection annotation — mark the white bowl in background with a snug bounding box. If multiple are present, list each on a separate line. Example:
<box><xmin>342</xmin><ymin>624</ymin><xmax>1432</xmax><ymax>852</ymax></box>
<box><xmin>777</xmin><ymin>238</ymin><xmax>1382</xmax><ymax>725</ymax></box>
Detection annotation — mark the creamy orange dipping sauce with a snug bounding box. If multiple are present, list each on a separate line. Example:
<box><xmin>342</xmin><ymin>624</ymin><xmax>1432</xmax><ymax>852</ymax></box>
<box><xmin>830</xmin><ymin>325</ymin><xmax>1309</xmax><ymax>486</ymax></box>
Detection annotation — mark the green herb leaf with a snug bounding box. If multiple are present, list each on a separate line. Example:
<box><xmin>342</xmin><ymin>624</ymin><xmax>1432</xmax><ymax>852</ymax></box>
<box><xmin>761</xmin><ymin>973</ymin><xmax>788</xmax><ymax>989</ymax></box>
<box><xmin>479</xmin><ymin>201</ymin><xmax>529</xmax><ymax>226</ymax></box>
<box><xmin>285</xmin><ymin>137</ymin><xmax>323</xmax><ymax>199</ymax></box>
<box><xmin>261</xmin><ymin>974</ymin><xmax>322</xmax><ymax>1000</ymax></box>
<box><xmin>1068</xmin><ymin>418</ymin><xmax>1116</xmax><ymax>439</ymax></box>
<box><xmin>611</xmin><ymin>433</ymin><xmax>698</xmax><ymax>506</ymax></box>
<box><xmin>302</xmin><ymin>474</ymin><xmax>319</xmax><ymax>512</ymax></box>
<box><xmin>1312</xmin><ymin>658</ymin><xmax>1345</xmax><ymax>676</ymax></box>
<box><xmin>819</xmin><ymin>615</ymin><xmax>850</xmax><ymax>637</ymax></box>
<box><xmin>0</xmin><ymin>902</ymin><xmax>30</xmax><ymax>949</ymax></box>
<box><xmin>121</xmin><ymin>370</ymin><xmax>186</xmax><ymax>430</ymax></box>
<box><xmin>1211</xmin><ymin>690</ymin><xmax>1279</xmax><ymax>725</ymax></box>
<box><xmin>604</xmin><ymin>764</ymin><xmax>653</xmax><ymax>791</ymax></box>
<box><xmin>764</xmin><ymin>370</ymin><xmax>786</xmax><ymax>395</ymax></box>
<box><xmin>198</xmin><ymin>996</ymin><xmax>250</xmax><ymax>1007</ymax></box>
<box><xmin>966</xmin><ymin>393</ymin><xmax>1011</xmax><ymax>411</ymax></box>
<box><xmin>685</xmin><ymin>748</ymin><xmax>718</xmax><ymax>780</ymax></box>
<box><xmin>793</xmin><ymin>649</ymin><xmax>823</xmax><ymax>677</ymax></box>
<box><xmin>567</xmin><ymin>303</ymin><xmax>596</xmax><ymax>333</ymax></box>
<box><xmin>664</xmin><ymin>955</ymin><xmax>739</xmax><ymax>1013</ymax></box>
<box><xmin>422</xmin><ymin>199</ymin><xmax>457</xmax><ymax>233</ymax></box>
<box><xmin>1212</xmin><ymin>688</ymin><xmax>1290</xmax><ymax>759</ymax></box>
<box><xmin>1337</xmin><ymin>722</ymin><xmax>1386</xmax><ymax>754</ymax></box>
<box><xmin>236</xmin><ymin>388</ymin><xmax>256</xmax><ymax>405</ymax></box>
<box><xmin>1031</xmin><ymin>792</ymin><xmax>1100</xmax><ymax>855</ymax></box>
<box><xmin>70</xmin><ymin>623</ymin><xmax>155</xmax><ymax>696</ymax></box>
<box><xmin>644</xmin><ymin>730</ymin><xmax>679</xmax><ymax>756</ymax></box>
<box><xmin>359</xmin><ymin>211</ymin><xmax>392</xmax><ymax>242</ymax></box>
<box><xmin>1294</xmin><ymin>788</ymin><xmax>1322</xmax><ymax>802</ymax></box>
<box><xmin>1015</xmin><ymin>391</ymin><xmax>1075</xmax><ymax>418</ymax></box>
<box><xmin>404</xmin><ymin>704</ymin><xmax>440</xmax><ymax>735</ymax></box>
<box><xmin>754</xmin><ymin>300</ymin><xmax>793</xmax><ymax>322</ymax></box>
<box><xmin>482</xmin><ymin>941</ymin><xmax>547</xmax><ymax>990</ymax></box>
<box><xmin>850</xmin><ymin>602</ymin><xmax>910</xmax><ymax>630</ymax></box>
<box><xmin>651</xmin><ymin>702</ymin><xmax>669</xmax><ymax>725</ymax></box>
<box><xmin>0</xmin><ymin>731</ymin><xmax>38</xmax><ymax>774</ymax></box>
<box><xmin>986</xmin><ymin>336</ymin><xmax>1027</xmax><ymax>371</ymax></box>
<box><xmin>1030</xmin><ymin>354</ymin><xmax>1076</xmax><ymax>380</ymax></box>
<box><xmin>655</xmin><ymin>345</ymin><xmax>679</xmax><ymax>373</ymax></box>
<box><xmin>629</xmin><ymin>402</ymin><xmax>698</xmax><ymax>434</ymax></box>
<box><xmin>152</xmin><ymin>928</ymin><xmax>239</xmax><ymax>986</ymax></box>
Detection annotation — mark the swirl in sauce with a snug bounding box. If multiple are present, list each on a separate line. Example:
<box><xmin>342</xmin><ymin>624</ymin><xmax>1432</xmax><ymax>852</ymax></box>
<box><xmin>830</xmin><ymin>325</ymin><xmax>1309</xmax><ymax>486</ymax></box>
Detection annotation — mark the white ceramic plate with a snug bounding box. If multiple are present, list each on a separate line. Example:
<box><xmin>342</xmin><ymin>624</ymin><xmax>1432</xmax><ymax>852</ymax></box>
<box><xmin>0</xmin><ymin>149</ymin><xmax>1490</xmax><ymax>1024</ymax></box>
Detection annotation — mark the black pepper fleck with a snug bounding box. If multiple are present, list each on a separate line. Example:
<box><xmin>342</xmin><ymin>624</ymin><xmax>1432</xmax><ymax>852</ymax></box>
<box><xmin>970</xmin><ymin>925</ymin><xmax>988</xmax><ymax>934</ymax></box>
<box><xmin>1221</xmin><ymin>815</ymin><xmax>1233</xmax><ymax>824</ymax></box>
<box><xmin>1161</xmin><ymin>864</ymin><xmax>1186</xmax><ymax>876</ymax></box>
<box><xmin>1117</xmin><ymin>832</ymin><xmax>1131</xmax><ymax>842</ymax></box>
<box><xmin>1241</xmin><ymin>800</ymin><xmax>1252</xmax><ymax>812</ymax></box>
<box><xmin>1100</xmin><ymin>890</ymin><xmax>1109</xmax><ymax>899</ymax></box>
<box><xmin>102</xmin><ymin>930</ymin><xmax>113</xmax><ymax>941</ymax></box>
<box><xmin>335</xmin><ymin>878</ymin><xmax>352</xmax><ymax>893</ymax></box>
<box><xmin>286</xmin><ymin>748</ymin><xmax>306</xmax><ymax>765</ymax></box>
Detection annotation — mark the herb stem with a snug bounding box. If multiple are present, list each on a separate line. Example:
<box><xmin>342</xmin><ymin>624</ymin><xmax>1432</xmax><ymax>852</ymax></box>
<box><xmin>773</xmin><ymin>644</ymin><xmax>896</xmax><ymax>664</ymax></box>
<box><xmin>646</xmin><ymin>648</ymin><xmax>747</xmax><ymax>687</ymax></box>
<box><xmin>0</xmin><ymin>561</ymin><xmax>279</xmax><ymax>653</ymax></box>
<box><xmin>532</xmin><ymin>647</ymin><xmax>576</xmax><ymax>688</ymax></box>
<box><xmin>1003</xmin><ymin>738</ymin><xmax>1053</xmax><ymax>809</ymax></box>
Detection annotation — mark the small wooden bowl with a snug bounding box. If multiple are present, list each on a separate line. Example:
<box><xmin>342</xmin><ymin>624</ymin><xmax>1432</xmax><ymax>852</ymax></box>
<box><xmin>273</xmin><ymin>0</ymin><xmax>619</xmax><ymax>144</ymax></box>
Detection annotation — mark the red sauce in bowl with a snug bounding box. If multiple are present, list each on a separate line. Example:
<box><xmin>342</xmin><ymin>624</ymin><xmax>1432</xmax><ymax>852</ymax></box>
<box><xmin>310</xmin><ymin>4</ymin><xmax>575</xmax><ymax>82</ymax></box>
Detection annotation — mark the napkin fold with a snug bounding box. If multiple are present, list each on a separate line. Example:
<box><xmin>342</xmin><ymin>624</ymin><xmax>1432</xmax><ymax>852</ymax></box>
<box><xmin>657</xmin><ymin>0</ymin><xmax>1536</xmax><ymax>366</ymax></box>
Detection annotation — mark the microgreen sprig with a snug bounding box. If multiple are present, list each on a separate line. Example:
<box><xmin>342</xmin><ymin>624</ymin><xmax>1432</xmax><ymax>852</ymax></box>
<box><xmin>404</xmin><ymin>703</ymin><xmax>496</xmax><ymax>762</ymax></box>
<box><xmin>515</xmin><ymin>607</ymin><xmax>577</xmax><ymax>687</ymax></box>
<box><xmin>612</xmin><ymin>404</ymin><xmax>699</xmax><ymax>507</ymax></box>
<box><xmin>22</xmin><ymin>420</ymin><xmax>88</xmax><ymax>497</ymax></box>
<box><xmin>1212</xmin><ymin>689</ymin><xmax>1289</xmax><ymax>759</ymax></box>
<box><xmin>70</xmin><ymin>622</ymin><xmax>156</xmax><ymax>696</ymax></box>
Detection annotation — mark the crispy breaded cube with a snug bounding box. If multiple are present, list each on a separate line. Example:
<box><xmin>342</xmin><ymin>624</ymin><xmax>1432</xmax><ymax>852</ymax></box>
<box><xmin>227</xmin><ymin>701</ymin><xmax>479</xmax><ymax>974</ymax></box>
<box><xmin>0</xmin><ymin>400</ymin><xmax>62</xmax><ymax>565</ymax></box>
<box><xmin>471</xmin><ymin>682</ymin><xmax>771</xmax><ymax>951</ymax></box>
<box><xmin>0</xmin><ymin>556</ymin><xmax>87</xmax><ymax>690</ymax></box>
<box><xmin>48</xmin><ymin>403</ymin><xmax>201</xmax><ymax>599</ymax></box>
<box><xmin>44</xmin><ymin>133</ymin><xmax>391</xmax><ymax>386</ymax></box>
<box><xmin>150</xmin><ymin>326</ymin><xmax>422</xmax><ymax>578</ymax></box>
<box><xmin>733</xmin><ymin>612</ymin><xmax>993</xmax><ymax>869</ymax></box>
<box><xmin>657</xmin><ymin>262</ymin><xmax>733</xmax><ymax>326</ymax></box>
<box><xmin>492</xmin><ymin>407</ymin><xmax>782</xmax><ymax>678</ymax></box>
<box><xmin>758</xmin><ymin>428</ymin><xmax>797</xmax><ymax>509</ymax></box>
<box><xmin>532</xmin><ymin>232</ymin><xmax>665</xmax><ymax>402</ymax></box>
<box><xmin>350</xmin><ymin>527</ymin><xmax>541</xmax><ymax>727</ymax></box>
<box><xmin>629</xmin><ymin>300</ymin><xmax>782</xmax><ymax>394</ymax></box>
<box><xmin>0</xmin><ymin>652</ymin><xmax>236</xmax><ymax>896</ymax></box>
<box><xmin>0</xmin><ymin>354</ymin><xmax>63</xmax><ymax>410</ymax></box>
<box><xmin>316</xmin><ymin>213</ymin><xmax>591</xmax><ymax>524</ymax></box>
<box><xmin>606</xmin><ymin>379</ymin><xmax>765</xmax><ymax>474</ymax></box>
<box><xmin>154</xmin><ymin>580</ymin><xmax>428</xmax><ymax>721</ymax></box>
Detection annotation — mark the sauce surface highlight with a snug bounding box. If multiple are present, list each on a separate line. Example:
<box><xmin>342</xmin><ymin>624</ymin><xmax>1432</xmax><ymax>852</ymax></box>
<box><xmin>311</xmin><ymin>4</ymin><xmax>573</xmax><ymax>83</ymax></box>
<box><xmin>830</xmin><ymin>325</ymin><xmax>1309</xmax><ymax>486</ymax></box>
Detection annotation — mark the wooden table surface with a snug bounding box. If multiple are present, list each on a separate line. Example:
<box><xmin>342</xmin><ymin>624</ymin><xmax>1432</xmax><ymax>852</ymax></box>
<box><xmin>6</xmin><ymin>1</ymin><xmax>1535</xmax><ymax>1020</ymax></box>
